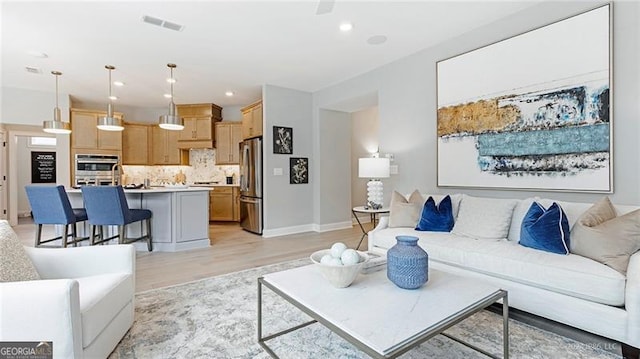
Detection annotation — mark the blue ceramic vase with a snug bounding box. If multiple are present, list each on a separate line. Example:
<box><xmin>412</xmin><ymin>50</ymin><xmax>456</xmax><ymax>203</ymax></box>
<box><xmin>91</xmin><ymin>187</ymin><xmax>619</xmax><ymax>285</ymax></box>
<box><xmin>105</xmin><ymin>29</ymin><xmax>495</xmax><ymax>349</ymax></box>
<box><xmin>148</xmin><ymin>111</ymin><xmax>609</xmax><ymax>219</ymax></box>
<box><xmin>387</xmin><ymin>235</ymin><xmax>428</xmax><ymax>289</ymax></box>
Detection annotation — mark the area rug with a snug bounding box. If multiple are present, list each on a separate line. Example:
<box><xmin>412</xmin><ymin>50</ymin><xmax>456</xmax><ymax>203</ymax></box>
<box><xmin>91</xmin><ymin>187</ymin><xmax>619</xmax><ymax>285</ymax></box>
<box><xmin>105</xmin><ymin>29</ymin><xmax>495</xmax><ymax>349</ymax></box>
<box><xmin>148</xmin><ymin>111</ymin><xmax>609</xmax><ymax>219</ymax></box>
<box><xmin>109</xmin><ymin>259</ymin><xmax>620</xmax><ymax>359</ymax></box>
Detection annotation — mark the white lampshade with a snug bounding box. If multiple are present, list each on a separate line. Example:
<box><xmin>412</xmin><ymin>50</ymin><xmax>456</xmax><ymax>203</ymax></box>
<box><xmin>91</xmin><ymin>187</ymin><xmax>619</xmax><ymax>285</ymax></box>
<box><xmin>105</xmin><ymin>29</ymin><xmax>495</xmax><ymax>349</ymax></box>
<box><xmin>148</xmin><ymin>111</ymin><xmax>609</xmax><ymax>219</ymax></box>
<box><xmin>358</xmin><ymin>157</ymin><xmax>390</xmax><ymax>179</ymax></box>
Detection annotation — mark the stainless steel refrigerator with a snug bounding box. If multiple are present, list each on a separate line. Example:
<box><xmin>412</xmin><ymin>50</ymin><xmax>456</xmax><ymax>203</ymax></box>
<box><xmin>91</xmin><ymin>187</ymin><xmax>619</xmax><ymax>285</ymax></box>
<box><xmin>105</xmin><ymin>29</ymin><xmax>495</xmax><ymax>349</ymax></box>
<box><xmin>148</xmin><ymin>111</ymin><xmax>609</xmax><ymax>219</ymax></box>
<box><xmin>239</xmin><ymin>137</ymin><xmax>263</xmax><ymax>234</ymax></box>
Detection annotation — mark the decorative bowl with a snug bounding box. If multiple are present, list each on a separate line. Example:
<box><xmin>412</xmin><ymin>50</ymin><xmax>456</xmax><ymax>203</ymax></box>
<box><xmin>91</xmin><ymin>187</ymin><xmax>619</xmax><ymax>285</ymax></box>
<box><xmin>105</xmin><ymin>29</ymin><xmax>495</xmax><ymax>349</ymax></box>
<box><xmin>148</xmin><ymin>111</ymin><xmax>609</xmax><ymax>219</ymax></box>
<box><xmin>310</xmin><ymin>249</ymin><xmax>369</xmax><ymax>288</ymax></box>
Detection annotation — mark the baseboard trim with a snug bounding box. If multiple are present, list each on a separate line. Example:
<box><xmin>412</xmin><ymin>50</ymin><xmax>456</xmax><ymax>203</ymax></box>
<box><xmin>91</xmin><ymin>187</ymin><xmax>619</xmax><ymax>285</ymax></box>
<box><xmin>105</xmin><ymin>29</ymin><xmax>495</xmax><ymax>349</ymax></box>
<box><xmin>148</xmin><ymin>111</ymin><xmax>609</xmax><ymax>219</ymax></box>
<box><xmin>313</xmin><ymin>221</ymin><xmax>353</xmax><ymax>232</ymax></box>
<box><xmin>262</xmin><ymin>221</ymin><xmax>354</xmax><ymax>238</ymax></box>
<box><xmin>262</xmin><ymin>224</ymin><xmax>315</xmax><ymax>238</ymax></box>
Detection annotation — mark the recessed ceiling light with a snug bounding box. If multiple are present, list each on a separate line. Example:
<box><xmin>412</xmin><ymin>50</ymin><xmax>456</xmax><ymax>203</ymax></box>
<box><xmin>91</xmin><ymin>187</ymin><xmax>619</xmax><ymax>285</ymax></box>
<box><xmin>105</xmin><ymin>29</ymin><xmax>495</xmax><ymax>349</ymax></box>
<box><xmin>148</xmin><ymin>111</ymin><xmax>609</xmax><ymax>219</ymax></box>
<box><xmin>367</xmin><ymin>35</ymin><xmax>388</xmax><ymax>45</ymax></box>
<box><xmin>27</xmin><ymin>51</ymin><xmax>48</xmax><ymax>58</ymax></box>
<box><xmin>225</xmin><ymin>91</ymin><xmax>234</xmax><ymax>97</ymax></box>
<box><xmin>339</xmin><ymin>22</ymin><xmax>353</xmax><ymax>32</ymax></box>
<box><xmin>113</xmin><ymin>81</ymin><xmax>125</xmax><ymax>86</ymax></box>
<box><xmin>167</xmin><ymin>78</ymin><xmax>176</xmax><ymax>84</ymax></box>
<box><xmin>108</xmin><ymin>95</ymin><xmax>118</xmax><ymax>100</ymax></box>
<box><xmin>164</xmin><ymin>93</ymin><xmax>172</xmax><ymax>98</ymax></box>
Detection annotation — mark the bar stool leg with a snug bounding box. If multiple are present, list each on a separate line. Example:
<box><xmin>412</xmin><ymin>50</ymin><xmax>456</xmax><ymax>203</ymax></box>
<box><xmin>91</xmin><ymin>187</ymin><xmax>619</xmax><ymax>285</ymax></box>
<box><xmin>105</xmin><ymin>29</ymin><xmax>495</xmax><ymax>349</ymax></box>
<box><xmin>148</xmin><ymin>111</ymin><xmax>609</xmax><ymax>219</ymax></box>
<box><xmin>118</xmin><ymin>225</ymin><xmax>125</xmax><ymax>245</ymax></box>
<box><xmin>72</xmin><ymin>223</ymin><xmax>79</xmax><ymax>247</ymax></box>
<box><xmin>35</xmin><ymin>224</ymin><xmax>43</xmax><ymax>247</ymax></box>
<box><xmin>99</xmin><ymin>226</ymin><xmax>105</xmax><ymax>245</ymax></box>
<box><xmin>146</xmin><ymin>218</ymin><xmax>153</xmax><ymax>252</ymax></box>
<box><xmin>90</xmin><ymin>225</ymin><xmax>96</xmax><ymax>245</ymax></box>
<box><xmin>62</xmin><ymin>225</ymin><xmax>69</xmax><ymax>248</ymax></box>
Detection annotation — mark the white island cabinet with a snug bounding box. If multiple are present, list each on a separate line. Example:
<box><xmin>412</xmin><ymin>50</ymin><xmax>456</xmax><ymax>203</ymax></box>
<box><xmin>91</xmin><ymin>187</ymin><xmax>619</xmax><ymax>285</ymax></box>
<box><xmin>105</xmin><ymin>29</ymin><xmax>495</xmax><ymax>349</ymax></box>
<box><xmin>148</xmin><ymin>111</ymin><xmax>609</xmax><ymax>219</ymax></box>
<box><xmin>67</xmin><ymin>187</ymin><xmax>212</xmax><ymax>252</ymax></box>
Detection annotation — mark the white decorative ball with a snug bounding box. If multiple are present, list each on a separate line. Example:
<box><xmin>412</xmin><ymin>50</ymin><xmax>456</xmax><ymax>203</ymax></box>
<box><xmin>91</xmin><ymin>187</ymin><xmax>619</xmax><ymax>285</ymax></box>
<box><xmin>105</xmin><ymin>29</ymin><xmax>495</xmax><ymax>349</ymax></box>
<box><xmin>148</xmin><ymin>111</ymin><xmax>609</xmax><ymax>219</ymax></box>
<box><xmin>320</xmin><ymin>254</ymin><xmax>333</xmax><ymax>265</ymax></box>
<box><xmin>341</xmin><ymin>249</ymin><xmax>360</xmax><ymax>266</ymax></box>
<box><xmin>327</xmin><ymin>257</ymin><xmax>343</xmax><ymax>266</ymax></box>
<box><xmin>330</xmin><ymin>242</ymin><xmax>348</xmax><ymax>258</ymax></box>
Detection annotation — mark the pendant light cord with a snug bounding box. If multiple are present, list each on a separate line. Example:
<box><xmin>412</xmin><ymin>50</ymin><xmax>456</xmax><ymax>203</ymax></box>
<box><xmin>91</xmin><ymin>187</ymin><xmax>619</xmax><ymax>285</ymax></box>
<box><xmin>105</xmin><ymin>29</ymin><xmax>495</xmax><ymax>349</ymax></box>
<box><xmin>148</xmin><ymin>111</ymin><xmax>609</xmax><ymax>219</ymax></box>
<box><xmin>170</xmin><ymin>66</ymin><xmax>174</xmax><ymax>101</ymax></box>
<box><xmin>108</xmin><ymin>68</ymin><xmax>112</xmax><ymax>103</ymax></box>
<box><xmin>55</xmin><ymin>73</ymin><xmax>59</xmax><ymax>109</ymax></box>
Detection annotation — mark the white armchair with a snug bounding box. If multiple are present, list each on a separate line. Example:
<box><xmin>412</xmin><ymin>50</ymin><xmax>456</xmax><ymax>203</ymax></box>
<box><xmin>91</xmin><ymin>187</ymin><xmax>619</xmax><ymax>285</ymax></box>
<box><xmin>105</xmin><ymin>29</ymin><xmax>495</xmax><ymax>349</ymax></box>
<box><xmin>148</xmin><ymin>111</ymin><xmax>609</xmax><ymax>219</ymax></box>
<box><xmin>0</xmin><ymin>244</ymin><xmax>135</xmax><ymax>359</ymax></box>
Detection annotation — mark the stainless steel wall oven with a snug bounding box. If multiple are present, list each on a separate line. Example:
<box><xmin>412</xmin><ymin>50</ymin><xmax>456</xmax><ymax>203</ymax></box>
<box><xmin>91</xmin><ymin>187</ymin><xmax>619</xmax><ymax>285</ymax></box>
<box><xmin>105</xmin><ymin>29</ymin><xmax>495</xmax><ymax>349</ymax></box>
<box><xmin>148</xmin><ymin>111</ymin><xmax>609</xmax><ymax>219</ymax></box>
<box><xmin>74</xmin><ymin>154</ymin><xmax>120</xmax><ymax>186</ymax></box>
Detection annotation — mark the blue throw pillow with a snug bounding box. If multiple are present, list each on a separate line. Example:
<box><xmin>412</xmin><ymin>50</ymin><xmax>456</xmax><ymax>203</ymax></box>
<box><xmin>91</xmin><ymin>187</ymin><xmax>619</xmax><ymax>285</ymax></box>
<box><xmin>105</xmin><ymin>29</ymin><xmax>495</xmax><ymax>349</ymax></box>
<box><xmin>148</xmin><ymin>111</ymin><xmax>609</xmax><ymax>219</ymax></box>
<box><xmin>415</xmin><ymin>195</ymin><xmax>454</xmax><ymax>232</ymax></box>
<box><xmin>519</xmin><ymin>202</ymin><xmax>570</xmax><ymax>255</ymax></box>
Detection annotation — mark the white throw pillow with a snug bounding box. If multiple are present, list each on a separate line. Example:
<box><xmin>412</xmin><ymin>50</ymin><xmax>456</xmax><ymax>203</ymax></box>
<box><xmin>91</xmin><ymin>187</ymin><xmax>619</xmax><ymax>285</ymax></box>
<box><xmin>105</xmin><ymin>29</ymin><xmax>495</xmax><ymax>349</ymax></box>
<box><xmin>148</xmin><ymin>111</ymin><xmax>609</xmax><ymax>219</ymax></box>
<box><xmin>452</xmin><ymin>195</ymin><xmax>517</xmax><ymax>240</ymax></box>
<box><xmin>388</xmin><ymin>190</ymin><xmax>424</xmax><ymax>228</ymax></box>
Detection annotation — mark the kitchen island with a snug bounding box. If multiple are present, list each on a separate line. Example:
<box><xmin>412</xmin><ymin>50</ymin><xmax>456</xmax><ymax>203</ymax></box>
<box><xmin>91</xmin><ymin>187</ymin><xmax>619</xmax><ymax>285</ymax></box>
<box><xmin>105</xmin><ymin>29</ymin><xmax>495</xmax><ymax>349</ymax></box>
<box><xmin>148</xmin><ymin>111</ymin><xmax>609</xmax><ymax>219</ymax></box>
<box><xmin>67</xmin><ymin>186</ymin><xmax>212</xmax><ymax>252</ymax></box>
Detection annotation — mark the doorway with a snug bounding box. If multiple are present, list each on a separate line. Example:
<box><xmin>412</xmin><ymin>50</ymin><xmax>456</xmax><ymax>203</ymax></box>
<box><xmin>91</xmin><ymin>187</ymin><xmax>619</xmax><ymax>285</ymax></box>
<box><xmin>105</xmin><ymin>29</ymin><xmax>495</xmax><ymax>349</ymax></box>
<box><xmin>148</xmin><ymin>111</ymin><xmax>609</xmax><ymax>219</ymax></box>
<box><xmin>7</xmin><ymin>130</ymin><xmax>64</xmax><ymax>226</ymax></box>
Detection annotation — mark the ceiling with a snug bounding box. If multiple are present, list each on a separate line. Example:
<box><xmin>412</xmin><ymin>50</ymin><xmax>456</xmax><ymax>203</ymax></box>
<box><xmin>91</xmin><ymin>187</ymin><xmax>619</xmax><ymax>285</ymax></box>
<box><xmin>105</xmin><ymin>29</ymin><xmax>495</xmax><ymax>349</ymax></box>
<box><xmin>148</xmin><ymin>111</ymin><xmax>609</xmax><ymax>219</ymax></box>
<box><xmin>1</xmin><ymin>1</ymin><xmax>542</xmax><ymax>110</ymax></box>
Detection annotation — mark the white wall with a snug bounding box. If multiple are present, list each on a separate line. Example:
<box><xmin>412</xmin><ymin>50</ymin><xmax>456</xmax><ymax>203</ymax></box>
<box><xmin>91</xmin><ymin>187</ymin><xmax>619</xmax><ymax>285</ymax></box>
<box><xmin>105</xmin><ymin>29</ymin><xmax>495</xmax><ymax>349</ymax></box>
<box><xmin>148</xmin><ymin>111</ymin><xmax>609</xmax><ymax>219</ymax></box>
<box><xmin>222</xmin><ymin>105</ymin><xmax>243</xmax><ymax>122</ymax></box>
<box><xmin>70</xmin><ymin>100</ymin><xmax>166</xmax><ymax>124</ymax></box>
<box><xmin>313</xmin><ymin>0</ymin><xmax>640</xmax><ymax>232</ymax></box>
<box><xmin>262</xmin><ymin>85</ymin><xmax>314</xmax><ymax>235</ymax></box>
<box><xmin>1</xmin><ymin>87</ymin><xmax>71</xmax><ymax>185</ymax></box>
<box><xmin>1</xmin><ymin>87</ymin><xmax>70</xmax><ymax>125</ymax></box>
<box><xmin>351</xmin><ymin>106</ymin><xmax>379</xmax><ymax>209</ymax></box>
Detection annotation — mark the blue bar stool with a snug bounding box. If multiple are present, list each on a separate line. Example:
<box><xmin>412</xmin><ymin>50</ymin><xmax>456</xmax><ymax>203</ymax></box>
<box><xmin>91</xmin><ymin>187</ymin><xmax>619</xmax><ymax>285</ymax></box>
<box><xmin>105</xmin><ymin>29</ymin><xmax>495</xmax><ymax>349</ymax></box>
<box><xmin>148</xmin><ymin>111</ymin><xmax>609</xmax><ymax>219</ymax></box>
<box><xmin>24</xmin><ymin>184</ymin><xmax>89</xmax><ymax>248</ymax></box>
<box><xmin>81</xmin><ymin>185</ymin><xmax>153</xmax><ymax>251</ymax></box>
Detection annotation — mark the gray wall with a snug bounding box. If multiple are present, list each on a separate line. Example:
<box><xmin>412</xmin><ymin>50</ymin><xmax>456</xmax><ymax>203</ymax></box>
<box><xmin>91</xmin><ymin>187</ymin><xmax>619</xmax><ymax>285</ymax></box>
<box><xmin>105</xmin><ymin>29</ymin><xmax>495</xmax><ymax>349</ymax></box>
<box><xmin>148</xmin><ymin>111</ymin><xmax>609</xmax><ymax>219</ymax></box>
<box><xmin>263</xmin><ymin>84</ymin><xmax>314</xmax><ymax>233</ymax></box>
<box><xmin>351</xmin><ymin>106</ymin><xmax>379</xmax><ymax>209</ymax></box>
<box><xmin>314</xmin><ymin>0</ymin><xmax>640</xmax><ymax>234</ymax></box>
<box><xmin>317</xmin><ymin>109</ymin><xmax>351</xmax><ymax>226</ymax></box>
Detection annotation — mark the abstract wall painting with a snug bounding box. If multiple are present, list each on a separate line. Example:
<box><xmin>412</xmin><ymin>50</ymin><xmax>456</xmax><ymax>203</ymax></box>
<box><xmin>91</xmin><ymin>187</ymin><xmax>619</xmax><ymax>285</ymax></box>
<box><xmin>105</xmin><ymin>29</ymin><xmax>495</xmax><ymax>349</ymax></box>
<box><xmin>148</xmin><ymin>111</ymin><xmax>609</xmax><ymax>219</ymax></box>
<box><xmin>273</xmin><ymin>126</ymin><xmax>293</xmax><ymax>154</ymax></box>
<box><xmin>436</xmin><ymin>4</ymin><xmax>611</xmax><ymax>192</ymax></box>
<box><xmin>290</xmin><ymin>157</ymin><xmax>308</xmax><ymax>184</ymax></box>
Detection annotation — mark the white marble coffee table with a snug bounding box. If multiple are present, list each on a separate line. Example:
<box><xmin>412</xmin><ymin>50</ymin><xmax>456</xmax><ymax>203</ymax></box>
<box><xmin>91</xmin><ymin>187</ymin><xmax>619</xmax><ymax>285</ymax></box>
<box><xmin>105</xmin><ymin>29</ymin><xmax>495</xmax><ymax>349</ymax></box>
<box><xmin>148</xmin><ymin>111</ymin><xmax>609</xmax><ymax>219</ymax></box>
<box><xmin>258</xmin><ymin>265</ymin><xmax>509</xmax><ymax>358</ymax></box>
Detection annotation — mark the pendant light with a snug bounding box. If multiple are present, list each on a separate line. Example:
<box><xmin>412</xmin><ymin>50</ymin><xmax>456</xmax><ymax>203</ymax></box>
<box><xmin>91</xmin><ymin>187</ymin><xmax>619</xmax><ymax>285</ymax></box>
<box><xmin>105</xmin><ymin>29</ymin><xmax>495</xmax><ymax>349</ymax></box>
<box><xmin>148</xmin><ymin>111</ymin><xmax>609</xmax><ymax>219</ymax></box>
<box><xmin>159</xmin><ymin>63</ymin><xmax>183</xmax><ymax>130</ymax></box>
<box><xmin>97</xmin><ymin>65</ymin><xmax>124</xmax><ymax>131</ymax></box>
<box><xmin>43</xmin><ymin>71</ymin><xmax>71</xmax><ymax>134</ymax></box>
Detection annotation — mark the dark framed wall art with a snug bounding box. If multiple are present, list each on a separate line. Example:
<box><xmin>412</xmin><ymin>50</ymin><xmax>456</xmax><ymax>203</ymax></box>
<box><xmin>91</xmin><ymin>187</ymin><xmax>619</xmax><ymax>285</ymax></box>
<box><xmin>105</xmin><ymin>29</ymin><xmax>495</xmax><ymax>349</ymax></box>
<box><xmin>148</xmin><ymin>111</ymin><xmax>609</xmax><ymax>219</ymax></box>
<box><xmin>273</xmin><ymin>126</ymin><xmax>293</xmax><ymax>154</ymax></box>
<box><xmin>290</xmin><ymin>157</ymin><xmax>308</xmax><ymax>184</ymax></box>
<box><xmin>436</xmin><ymin>4</ymin><xmax>611</xmax><ymax>192</ymax></box>
<box><xmin>31</xmin><ymin>151</ymin><xmax>56</xmax><ymax>183</ymax></box>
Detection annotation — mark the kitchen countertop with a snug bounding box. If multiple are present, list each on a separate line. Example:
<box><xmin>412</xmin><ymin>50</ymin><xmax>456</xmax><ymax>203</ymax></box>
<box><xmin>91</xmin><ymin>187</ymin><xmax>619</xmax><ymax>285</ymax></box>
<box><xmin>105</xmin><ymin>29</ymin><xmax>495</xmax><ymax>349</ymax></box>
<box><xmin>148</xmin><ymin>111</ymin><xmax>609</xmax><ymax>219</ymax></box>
<box><xmin>191</xmin><ymin>183</ymin><xmax>239</xmax><ymax>187</ymax></box>
<box><xmin>66</xmin><ymin>186</ymin><xmax>214</xmax><ymax>194</ymax></box>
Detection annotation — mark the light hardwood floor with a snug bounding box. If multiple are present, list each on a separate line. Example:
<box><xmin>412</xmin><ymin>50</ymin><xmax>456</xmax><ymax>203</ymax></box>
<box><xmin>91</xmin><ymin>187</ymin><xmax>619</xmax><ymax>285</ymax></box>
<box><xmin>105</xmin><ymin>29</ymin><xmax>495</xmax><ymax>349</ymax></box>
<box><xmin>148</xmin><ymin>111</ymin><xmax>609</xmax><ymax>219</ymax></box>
<box><xmin>13</xmin><ymin>219</ymin><xmax>369</xmax><ymax>292</ymax></box>
<box><xmin>138</xmin><ymin>223</ymin><xmax>366</xmax><ymax>291</ymax></box>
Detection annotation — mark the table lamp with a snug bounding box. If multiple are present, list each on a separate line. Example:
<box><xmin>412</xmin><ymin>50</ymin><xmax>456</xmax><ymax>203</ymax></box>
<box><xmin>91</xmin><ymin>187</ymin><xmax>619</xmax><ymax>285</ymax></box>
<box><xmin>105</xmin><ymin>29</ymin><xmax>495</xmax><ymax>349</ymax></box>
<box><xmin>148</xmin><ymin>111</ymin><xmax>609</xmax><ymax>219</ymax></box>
<box><xmin>358</xmin><ymin>157</ymin><xmax>390</xmax><ymax>209</ymax></box>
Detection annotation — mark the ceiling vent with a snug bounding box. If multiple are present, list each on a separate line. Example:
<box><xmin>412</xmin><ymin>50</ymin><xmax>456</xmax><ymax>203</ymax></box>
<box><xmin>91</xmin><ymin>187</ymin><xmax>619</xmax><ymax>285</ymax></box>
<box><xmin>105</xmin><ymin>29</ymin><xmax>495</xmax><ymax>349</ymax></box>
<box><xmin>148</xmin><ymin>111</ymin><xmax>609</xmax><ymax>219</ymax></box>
<box><xmin>142</xmin><ymin>15</ymin><xmax>184</xmax><ymax>32</ymax></box>
<box><xmin>25</xmin><ymin>66</ymin><xmax>41</xmax><ymax>74</ymax></box>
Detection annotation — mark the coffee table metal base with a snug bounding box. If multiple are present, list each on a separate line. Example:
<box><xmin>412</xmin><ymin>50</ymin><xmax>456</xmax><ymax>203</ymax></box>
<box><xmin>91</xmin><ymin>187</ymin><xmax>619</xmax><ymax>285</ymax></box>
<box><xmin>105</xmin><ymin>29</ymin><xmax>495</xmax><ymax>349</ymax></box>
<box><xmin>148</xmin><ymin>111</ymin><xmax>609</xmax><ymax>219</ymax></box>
<box><xmin>258</xmin><ymin>277</ymin><xmax>509</xmax><ymax>359</ymax></box>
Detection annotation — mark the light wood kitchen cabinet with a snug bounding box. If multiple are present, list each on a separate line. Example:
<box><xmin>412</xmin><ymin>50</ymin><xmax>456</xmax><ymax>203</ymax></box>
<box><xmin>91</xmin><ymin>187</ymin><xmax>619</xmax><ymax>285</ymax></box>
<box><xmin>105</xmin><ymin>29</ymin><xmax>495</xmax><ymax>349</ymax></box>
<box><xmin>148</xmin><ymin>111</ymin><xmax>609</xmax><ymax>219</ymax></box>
<box><xmin>241</xmin><ymin>100</ymin><xmax>263</xmax><ymax>139</ymax></box>
<box><xmin>70</xmin><ymin>108</ymin><xmax>123</xmax><ymax>151</ymax></box>
<box><xmin>209</xmin><ymin>186</ymin><xmax>239</xmax><ymax>222</ymax></box>
<box><xmin>176</xmin><ymin>103</ymin><xmax>222</xmax><ymax>149</ymax></box>
<box><xmin>215</xmin><ymin>122</ymin><xmax>242</xmax><ymax>165</ymax></box>
<box><xmin>123</xmin><ymin>123</ymin><xmax>151</xmax><ymax>165</ymax></box>
<box><xmin>151</xmin><ymin>126</ymin><xmax>189</xmax><ymax>165</ymax></box>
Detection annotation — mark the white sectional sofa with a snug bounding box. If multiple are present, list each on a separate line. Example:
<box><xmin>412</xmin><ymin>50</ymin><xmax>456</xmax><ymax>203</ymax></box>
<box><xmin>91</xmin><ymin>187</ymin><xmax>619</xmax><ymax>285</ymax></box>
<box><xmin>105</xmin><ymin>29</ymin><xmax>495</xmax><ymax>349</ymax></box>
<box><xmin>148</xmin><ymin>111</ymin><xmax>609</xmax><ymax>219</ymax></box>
<box><xmin>368</xmin><ymin>194</ymin><xmax>640</xmax><ymax>351</ymax></box>
<box><xmin>0</xmin><ymin>220</ymin><xmax>135</xmax><ymax>359</ymax></box>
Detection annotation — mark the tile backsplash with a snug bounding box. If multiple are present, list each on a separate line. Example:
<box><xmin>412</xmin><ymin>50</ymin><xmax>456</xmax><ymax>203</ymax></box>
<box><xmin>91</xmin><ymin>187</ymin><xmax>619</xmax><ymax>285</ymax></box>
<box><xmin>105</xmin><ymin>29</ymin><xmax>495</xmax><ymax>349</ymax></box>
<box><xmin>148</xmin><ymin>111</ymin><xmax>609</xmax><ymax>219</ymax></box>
<box><xmin>123</xmin><ymin>148</ymin><xmax>239</xmax><ymax>185</ymax></box>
